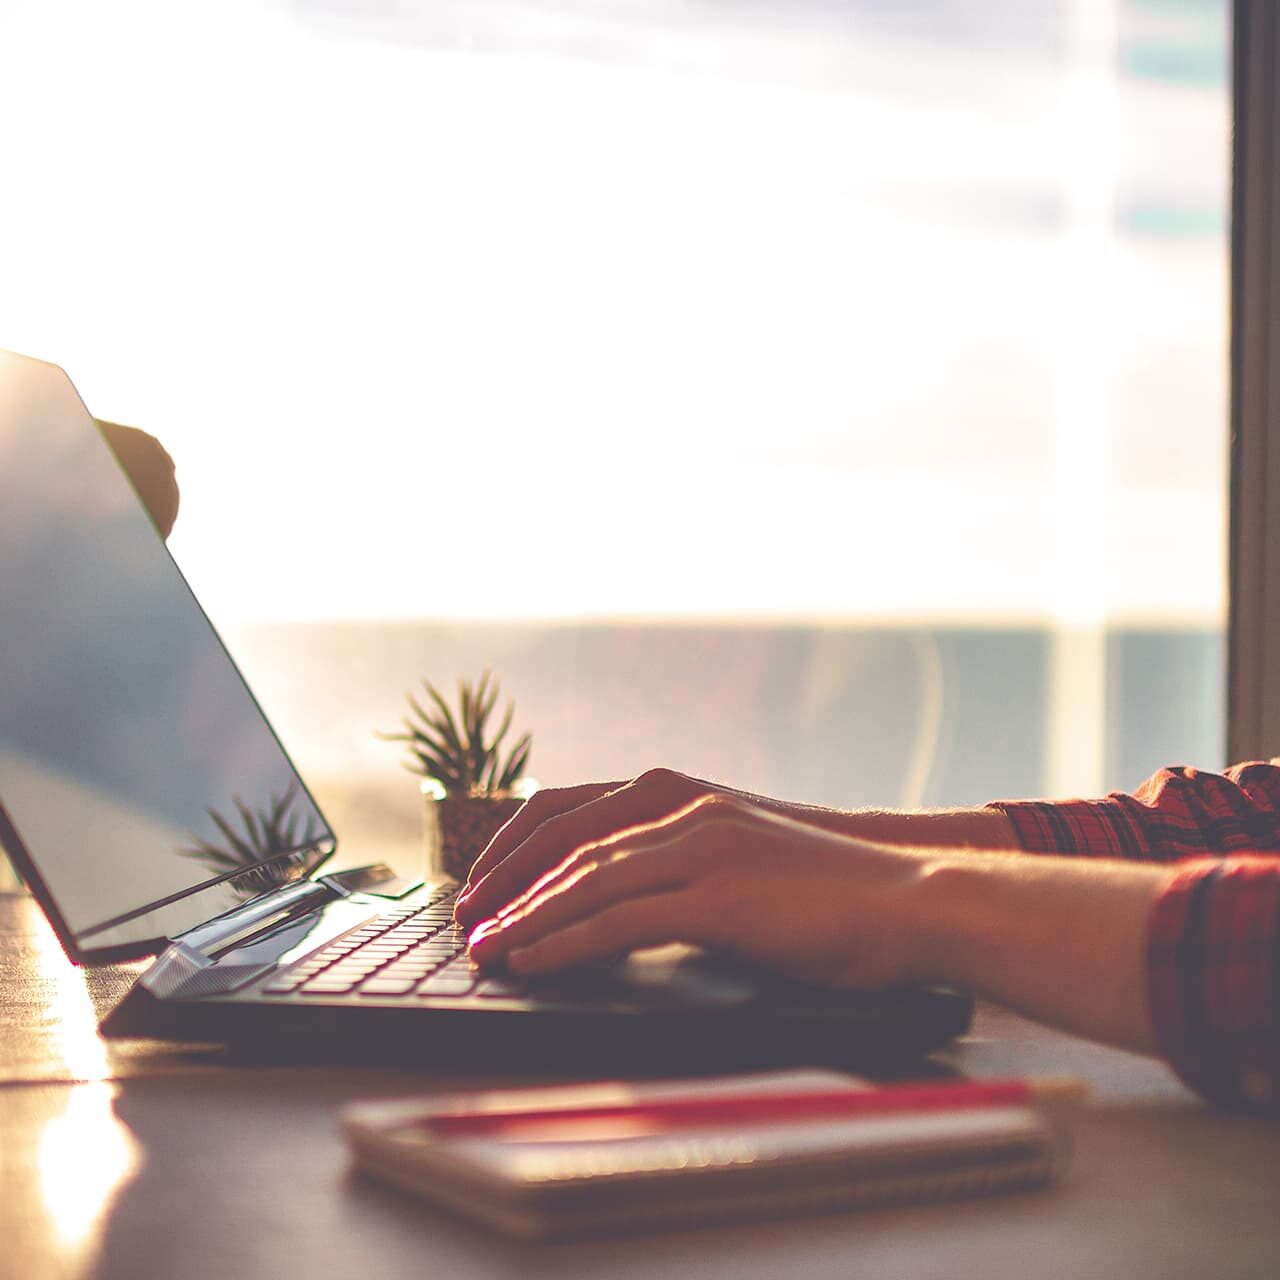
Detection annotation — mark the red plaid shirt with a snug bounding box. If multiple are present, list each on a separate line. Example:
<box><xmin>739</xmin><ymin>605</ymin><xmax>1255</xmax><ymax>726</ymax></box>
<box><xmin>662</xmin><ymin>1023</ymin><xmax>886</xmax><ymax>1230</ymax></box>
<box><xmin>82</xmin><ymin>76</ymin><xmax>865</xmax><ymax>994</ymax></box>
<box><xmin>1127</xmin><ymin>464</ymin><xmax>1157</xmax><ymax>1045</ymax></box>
<box><xmin>992</xmin><ymin>762</ymin><xmax>1280</xmax><ymax>1109</ymax></box>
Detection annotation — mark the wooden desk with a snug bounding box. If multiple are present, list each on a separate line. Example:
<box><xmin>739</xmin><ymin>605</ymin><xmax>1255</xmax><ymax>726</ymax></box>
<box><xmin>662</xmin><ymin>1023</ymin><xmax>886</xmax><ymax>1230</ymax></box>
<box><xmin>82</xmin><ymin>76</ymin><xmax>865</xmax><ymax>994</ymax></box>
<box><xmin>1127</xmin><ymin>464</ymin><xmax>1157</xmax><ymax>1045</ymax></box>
<box><xmin>2</xmin><ymin>890</ymin><xmax>1277</xmax><ymax>1280</ymax></box>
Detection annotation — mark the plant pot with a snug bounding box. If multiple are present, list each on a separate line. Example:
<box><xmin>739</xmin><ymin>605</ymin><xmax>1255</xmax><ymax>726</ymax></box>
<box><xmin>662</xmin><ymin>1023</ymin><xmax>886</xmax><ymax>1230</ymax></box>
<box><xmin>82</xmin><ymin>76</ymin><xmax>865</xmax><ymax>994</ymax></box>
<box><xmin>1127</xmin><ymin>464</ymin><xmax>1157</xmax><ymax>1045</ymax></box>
<box><xmin>421</xmin><ymin>778</ymin><xmax>537</xmax><ymax>882</ymax></box>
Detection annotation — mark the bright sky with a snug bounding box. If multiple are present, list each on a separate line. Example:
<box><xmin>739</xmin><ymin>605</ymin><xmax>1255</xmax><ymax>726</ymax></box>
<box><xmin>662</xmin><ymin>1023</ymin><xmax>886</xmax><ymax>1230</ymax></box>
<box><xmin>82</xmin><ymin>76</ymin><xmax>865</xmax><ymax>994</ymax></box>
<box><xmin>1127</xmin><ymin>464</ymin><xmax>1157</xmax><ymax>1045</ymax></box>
<box><xmin>0</xmin><ymin>0</ymin><xmax>1229</xmax><ymax>626</ymax></box>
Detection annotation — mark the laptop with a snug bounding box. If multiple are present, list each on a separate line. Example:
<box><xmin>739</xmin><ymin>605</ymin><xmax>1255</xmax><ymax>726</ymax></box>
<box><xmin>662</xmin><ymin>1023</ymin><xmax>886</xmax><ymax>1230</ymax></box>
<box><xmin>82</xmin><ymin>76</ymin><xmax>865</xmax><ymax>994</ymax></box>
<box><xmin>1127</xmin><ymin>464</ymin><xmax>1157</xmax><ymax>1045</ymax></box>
<box><xmin>0</xmin><ymin>349</ymin><xmax>971</xmax><ymax>1067</ymax></box>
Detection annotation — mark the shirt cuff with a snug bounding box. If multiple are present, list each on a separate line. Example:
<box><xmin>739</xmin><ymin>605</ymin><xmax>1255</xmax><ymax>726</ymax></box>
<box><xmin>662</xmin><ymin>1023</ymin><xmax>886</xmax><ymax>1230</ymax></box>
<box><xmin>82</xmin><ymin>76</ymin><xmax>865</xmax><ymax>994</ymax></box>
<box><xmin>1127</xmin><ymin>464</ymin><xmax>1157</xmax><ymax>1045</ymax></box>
<box><xmin>987</xmin><ymin>797</ymin><xmax>1151</xmax><ymax>859</ymax></box>
<box><xmin>1146</xmin><ymin>857</ymin><xmax>1280</xmax><ymax>1110</ymax></box>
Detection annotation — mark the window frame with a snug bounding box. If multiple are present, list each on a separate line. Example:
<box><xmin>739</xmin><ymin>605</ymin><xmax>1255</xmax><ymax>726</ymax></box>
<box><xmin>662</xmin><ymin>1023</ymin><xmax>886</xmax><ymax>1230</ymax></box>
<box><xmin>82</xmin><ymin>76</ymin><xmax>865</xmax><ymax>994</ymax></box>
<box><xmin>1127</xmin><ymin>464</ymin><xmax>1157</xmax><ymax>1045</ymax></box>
<box><xmin>1229</xmin><ymin>0</ymin><xmax>1280</xmax><ymax>761</ymax></box>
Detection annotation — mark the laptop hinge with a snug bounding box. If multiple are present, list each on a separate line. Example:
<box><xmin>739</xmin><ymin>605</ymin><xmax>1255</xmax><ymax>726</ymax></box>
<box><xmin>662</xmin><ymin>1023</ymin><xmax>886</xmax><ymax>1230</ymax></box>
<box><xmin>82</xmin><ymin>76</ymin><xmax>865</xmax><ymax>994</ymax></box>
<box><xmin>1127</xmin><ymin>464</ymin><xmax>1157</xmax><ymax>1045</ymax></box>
<box><xmin>140</xmin><ymin>878</ymin><xmax>340</xmax><ymax>1000</ymax></box>
<box><xmin>138</xmin><ymin>864</ymin><xmax>424</xmax><ymax>1000</ymax></box>
<box><xmin>139</xmin><ymin>940</ymin><xmax>281</xmax><ymax>1001</ymax></box>
<box><xmin>170</xmin><ymin>878</ymin><xmax>337</xmax><ymax>962</ymax></box>
<box><xmin>139</xmin><ymin>939</ymin><xmax>216</xmax><ymax>998</ymax></box>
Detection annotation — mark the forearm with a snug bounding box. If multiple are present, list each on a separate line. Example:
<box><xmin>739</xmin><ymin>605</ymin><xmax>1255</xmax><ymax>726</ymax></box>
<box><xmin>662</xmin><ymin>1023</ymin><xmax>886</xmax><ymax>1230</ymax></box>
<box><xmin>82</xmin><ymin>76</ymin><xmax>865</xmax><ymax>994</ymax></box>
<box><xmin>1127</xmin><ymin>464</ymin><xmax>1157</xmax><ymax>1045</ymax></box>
<box><xmin>910</xmin><ymin>852</ymin><xmax>1173</xmax><ymax>1055</ymax></box>
<box><xmin>778</xmin><ymin>801</ymin><xmax>1018</xmax><ymax>852</ymax></box>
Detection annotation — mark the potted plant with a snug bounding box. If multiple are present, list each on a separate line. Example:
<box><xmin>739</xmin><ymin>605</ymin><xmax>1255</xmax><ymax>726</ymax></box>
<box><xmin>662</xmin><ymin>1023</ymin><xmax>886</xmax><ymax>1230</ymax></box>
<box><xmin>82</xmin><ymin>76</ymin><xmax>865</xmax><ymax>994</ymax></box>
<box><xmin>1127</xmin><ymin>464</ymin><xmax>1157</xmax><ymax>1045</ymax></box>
<box><xmin>380</xmin><ymin>670</ymin><xmax>535</xmax><ymax>881</ymax></box>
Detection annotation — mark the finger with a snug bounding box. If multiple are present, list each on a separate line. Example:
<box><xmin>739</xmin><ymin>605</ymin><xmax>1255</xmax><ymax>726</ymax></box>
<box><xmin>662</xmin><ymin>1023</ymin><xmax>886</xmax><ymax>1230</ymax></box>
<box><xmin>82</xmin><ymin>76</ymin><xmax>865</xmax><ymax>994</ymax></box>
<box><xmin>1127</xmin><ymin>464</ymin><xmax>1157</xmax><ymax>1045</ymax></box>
<box><xmin>456</xmin><ymin>769</ymin><xmax>705</xmax><ymax>926</ymax></box>
<box><xmin>496</xmin><ymin>789</ymin><xmax>803</xmax><ymax>926</ymax></box>
<box><xmin>467</xmin><ymin>825</ymin><xmax>706</xmax><ymax>967</ymax></box>
<box><xmin>480</xmin><ymin>787</ymin><xmax>778</xmax><ymax>941</ymax></box>
<box><xmin>502</xmin><ymin>891</ymin><xmax>709</xmax><ymax>976</ymax></box>
<box><xmin>481</xmin><ymin>789</ymin><xmax>740</xmax><ymax>933</ymax></box>
<box><xmin>485</xmin><ymin>803</ymin><xmax>698</xmax><ymax>925</ymax></box>
<box><xmin>463</xmin><ymin>781</ymin><xmax>618</xmax><ymax>889</ymax></box>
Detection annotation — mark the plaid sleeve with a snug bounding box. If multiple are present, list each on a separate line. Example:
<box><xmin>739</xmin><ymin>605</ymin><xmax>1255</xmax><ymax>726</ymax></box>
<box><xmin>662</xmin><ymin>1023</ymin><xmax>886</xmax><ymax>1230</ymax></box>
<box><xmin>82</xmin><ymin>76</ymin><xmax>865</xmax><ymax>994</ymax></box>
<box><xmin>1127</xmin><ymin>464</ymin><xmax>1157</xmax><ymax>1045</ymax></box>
<box><xmin>988</xmin><ymin>760</ymin><xmax>1280</xmax><ymax>863</ymax></box>
<box><xmin>1146</xmin><ymin>857</ymin><xmax>1280</xmax><ymax>1109</ymax></box>
<box><xmin>987</xmin><ymin>762</ymin><xmax>1280</xmax><ymax>1106</ymax></box>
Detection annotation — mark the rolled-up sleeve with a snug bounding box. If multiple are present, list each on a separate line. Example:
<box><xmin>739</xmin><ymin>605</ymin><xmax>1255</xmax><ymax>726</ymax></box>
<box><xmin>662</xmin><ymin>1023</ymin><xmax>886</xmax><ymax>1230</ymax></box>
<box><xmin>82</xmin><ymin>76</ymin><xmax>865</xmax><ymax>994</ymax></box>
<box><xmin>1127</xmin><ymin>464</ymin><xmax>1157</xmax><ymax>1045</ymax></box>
<box><xmin>1146</xmin><ymin>858</ymin><xmax>1280</xmax><ymax>1108</ymax></box>
<box><xmin>989</xmin><ymin>762</ymin><xmax>1280</xmax><ymax>1108</ymax></box>
<box><xmin>990</xmin><ymin>761</ymin><xmax>1280</xmax><ymax>862</ymax></box>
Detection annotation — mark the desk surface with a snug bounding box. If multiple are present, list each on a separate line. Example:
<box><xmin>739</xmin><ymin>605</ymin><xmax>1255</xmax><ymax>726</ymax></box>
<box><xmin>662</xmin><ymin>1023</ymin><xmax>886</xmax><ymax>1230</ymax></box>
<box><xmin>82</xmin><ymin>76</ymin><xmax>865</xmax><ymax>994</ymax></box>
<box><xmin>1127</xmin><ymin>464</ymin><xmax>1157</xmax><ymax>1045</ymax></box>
<box><xmin>2</xmin><ymin>889</ymin><xmax>1277</xmax><ymax>1280</ymax></box>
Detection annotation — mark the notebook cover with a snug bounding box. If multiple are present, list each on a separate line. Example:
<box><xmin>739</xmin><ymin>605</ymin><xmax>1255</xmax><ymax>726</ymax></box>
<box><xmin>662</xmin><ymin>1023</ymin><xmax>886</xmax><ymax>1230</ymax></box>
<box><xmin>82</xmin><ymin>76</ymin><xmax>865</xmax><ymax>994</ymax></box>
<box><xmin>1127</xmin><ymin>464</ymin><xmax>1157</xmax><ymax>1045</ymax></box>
<box><xmin>342</xmin><ymin>1070</ymin><xmax>1064</xmax><ymax>1239</ymax></box>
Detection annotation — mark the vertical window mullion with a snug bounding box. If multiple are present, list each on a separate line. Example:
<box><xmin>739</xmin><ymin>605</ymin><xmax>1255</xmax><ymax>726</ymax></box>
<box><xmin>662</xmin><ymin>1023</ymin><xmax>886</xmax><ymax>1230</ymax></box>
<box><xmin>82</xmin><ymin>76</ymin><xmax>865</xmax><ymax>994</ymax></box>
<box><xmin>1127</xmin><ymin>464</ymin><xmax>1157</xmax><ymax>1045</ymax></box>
<box><xmin>1230</xmin><ymin>0</ymin><xmax>1280</xmax><ymax>761</ymax></box>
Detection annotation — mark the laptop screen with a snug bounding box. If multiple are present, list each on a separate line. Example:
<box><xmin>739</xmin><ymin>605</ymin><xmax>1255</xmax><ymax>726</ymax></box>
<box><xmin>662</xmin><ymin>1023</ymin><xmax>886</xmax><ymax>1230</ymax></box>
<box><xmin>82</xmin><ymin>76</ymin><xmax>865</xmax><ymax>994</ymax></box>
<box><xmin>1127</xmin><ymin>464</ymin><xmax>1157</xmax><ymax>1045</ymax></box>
<box><xmin>0</xmin><ymin>351</ymin><xmax>334</xmax><ymax>961</ymax></box>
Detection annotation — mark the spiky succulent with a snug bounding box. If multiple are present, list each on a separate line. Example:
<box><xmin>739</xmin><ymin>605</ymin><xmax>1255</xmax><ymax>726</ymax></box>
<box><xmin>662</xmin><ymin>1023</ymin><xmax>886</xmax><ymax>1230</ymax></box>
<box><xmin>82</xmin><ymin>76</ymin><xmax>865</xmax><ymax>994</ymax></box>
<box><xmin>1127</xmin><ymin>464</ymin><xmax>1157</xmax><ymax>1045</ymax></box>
<box><xmin>382</xmin><ymin>669</ymin><xmax>532</xmax><ymax>794</ymax></box>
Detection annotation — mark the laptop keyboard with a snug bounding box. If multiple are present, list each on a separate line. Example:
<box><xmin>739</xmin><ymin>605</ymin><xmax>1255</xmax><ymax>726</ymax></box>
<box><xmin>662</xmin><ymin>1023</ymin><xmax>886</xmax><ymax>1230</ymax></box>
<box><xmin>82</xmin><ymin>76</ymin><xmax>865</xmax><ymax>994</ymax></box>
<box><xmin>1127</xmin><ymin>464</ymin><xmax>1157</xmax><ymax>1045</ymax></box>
<box><xmin>260</xmin><ymin>887</ymin><xmax>522</xmax><ymax>1000</ymax></box>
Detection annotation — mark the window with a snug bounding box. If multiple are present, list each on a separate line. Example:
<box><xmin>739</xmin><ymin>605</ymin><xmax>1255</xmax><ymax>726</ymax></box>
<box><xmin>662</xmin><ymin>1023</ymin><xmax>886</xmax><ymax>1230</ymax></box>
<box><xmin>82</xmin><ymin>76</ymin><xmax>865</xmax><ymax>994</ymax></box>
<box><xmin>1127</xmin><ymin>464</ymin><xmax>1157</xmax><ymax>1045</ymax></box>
<box><xmin>0</xmin><ymin>1</ymin><xmax>1231</xmax><ymax>860</ymax></box>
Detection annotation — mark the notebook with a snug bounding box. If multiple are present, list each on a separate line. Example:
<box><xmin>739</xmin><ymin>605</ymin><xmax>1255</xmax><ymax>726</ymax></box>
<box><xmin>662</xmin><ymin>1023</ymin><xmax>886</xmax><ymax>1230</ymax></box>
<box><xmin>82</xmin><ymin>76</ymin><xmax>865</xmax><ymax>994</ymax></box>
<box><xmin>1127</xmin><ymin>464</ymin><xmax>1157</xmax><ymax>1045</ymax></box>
<box><xmin>0</xmin><ymin>349</ymin><xmax>972</xmax><ymax>1066</ymax></box>
<box><xmin>343</xmin><ymin>1069</ymin><xmax>1065</xmax><ymax>1238</ymax></box>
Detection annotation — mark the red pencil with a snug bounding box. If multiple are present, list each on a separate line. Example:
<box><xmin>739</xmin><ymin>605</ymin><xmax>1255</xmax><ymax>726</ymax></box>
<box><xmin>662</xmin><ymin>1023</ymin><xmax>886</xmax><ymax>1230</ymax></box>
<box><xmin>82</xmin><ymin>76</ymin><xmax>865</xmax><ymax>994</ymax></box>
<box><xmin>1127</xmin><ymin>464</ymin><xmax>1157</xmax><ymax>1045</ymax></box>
<box><xmin>424</xmin><ymin>1077</ymin><xmax>1087</xmax><ymax>1138</ymax></box>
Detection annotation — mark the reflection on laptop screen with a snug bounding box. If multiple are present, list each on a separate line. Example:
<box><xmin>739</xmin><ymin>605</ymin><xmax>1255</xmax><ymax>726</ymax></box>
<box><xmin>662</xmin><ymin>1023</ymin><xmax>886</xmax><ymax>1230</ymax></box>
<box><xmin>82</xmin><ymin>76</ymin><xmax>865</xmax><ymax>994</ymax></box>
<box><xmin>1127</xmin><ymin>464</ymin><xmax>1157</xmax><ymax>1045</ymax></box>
<box><xmin>0</xmin><ymin>352</ymin><xmax>333</xmax><ymax>957</ymax></box>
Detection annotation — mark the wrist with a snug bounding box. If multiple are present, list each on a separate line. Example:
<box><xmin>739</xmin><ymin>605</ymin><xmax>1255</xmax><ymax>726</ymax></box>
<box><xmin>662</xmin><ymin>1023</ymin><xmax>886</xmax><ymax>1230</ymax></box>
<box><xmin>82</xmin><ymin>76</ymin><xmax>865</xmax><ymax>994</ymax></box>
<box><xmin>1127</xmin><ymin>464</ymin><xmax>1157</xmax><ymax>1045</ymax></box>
<box><xmin>900</xmin><ymin>855</ymin><xmax>990</xmax><ymax>990</ymax></box>
<box><xmin>904</xmin><ymin>852</ymin><xmax>1170</xmax><ymax>1053</ymax></box>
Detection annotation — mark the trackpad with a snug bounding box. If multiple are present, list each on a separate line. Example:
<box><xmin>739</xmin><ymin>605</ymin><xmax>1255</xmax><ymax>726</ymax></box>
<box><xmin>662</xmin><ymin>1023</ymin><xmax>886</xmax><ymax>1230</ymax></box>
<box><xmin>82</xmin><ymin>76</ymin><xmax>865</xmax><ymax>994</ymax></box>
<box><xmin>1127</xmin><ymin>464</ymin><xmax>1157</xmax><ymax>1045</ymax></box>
<box><xmin>613</xmin><ymin>944</ymin><xmax>761</xmax><ymax>1006</ymax></box>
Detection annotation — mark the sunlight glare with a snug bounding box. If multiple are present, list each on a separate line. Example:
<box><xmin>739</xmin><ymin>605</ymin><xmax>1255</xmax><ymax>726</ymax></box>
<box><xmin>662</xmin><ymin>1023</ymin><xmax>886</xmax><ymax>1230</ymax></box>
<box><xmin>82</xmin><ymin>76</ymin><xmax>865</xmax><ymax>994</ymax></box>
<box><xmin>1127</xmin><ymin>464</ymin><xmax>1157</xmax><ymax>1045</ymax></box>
<box><xmin>31</xmin><ymin>909</ymin><xmax>111</xmax><ymax>1083</ymax></box>
<box><xmin>37</xmin><ymin>1085</ymin><xmax>141</xmax><ymax>1256</ymax></box>
<box><xmin>30</xmin><ymin>915</ymin><xmax>141</xmax><ymax>1261</ymax></box>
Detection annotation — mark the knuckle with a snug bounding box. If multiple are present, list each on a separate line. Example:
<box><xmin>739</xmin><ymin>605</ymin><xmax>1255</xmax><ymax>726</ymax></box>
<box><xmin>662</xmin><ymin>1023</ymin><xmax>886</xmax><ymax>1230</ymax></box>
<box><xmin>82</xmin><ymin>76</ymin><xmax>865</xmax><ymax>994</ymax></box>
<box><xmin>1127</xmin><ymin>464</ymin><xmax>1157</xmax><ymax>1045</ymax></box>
<box><xmin>521</xmin><ymin>788</ymin><xmax>565</xmax><ymax>820</ymax></box>
<box><xmin>683</xmin><ymin>790</ymin><xmax>744</xmax><ymax>825</ymax></box>
<box><xmin>634</xmin><ymin>766</ymin><xmax>693</xmax><ymax>795</ymax></box>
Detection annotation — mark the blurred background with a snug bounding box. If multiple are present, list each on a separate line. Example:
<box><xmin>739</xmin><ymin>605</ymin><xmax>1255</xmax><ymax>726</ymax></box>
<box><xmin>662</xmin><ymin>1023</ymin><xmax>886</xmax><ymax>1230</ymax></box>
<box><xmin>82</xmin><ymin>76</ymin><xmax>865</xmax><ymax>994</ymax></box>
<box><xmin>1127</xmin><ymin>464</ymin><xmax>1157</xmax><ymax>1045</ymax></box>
<box><xmin>0</xmin><ymin>0</ymin><xmax>1229</xmax><ymax>857</ymax></box>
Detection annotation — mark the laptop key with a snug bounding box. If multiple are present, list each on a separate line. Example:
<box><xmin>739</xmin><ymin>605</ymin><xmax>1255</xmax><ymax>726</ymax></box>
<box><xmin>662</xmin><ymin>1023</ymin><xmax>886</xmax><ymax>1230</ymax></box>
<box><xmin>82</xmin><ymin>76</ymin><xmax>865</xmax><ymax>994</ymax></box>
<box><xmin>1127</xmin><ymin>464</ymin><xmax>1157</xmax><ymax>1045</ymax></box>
<box><xmin>263</xmin><ymin>893</ymin><xmax>474</xmax><ymax>998</ymax></box>
<box><xmin>379</xmin><ymin>961</ymin><xmax>436</xmax><ymax>979</ymax></box>
<box><xmin>261</xmin><ymin>977</ymin><xmax>305</xmax><ymax>994</ymax></box>
<box><xmin>416</xmin><ymin>947</ymin><xmax>462</xmax><ymax>962</ymax></box>
<box><xmin>358</xmin><ymin>979</ymin><xmax>419</xmax><ymax>996</ymax></box>
<box><xmin>416</xmin><ymin>973</ymin><xmax>476</xmax><ymax>996</ymax></box>
<box><xmin>473</xmin><ymin>977</ymin><xmax>524</xmax><ymax>998</ymax></box>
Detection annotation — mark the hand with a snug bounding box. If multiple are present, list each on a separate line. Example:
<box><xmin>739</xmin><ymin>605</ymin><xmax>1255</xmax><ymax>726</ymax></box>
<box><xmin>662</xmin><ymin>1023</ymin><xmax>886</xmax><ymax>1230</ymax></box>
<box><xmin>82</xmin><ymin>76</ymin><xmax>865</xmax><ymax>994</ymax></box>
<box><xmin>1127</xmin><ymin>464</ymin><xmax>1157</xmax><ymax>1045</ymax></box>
<box><xmin>463</xmin><ymin>783</ymin><xmax>938</xmax><ymax>991</ymax></box>
<box><xmin>457</xmin><ymin>768</ymin><xmax>793</xmax><ymax>930</ymax></box>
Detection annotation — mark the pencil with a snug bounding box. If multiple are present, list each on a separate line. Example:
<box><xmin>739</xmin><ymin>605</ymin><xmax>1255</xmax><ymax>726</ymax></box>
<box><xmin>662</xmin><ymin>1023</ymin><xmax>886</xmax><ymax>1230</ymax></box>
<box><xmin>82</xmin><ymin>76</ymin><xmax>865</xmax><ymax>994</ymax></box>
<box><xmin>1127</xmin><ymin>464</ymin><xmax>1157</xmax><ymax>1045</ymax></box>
<box><xmin>423</xmin><ymin>1076</ymin><xmax>1089</xmax><ymax>1137</ymax></box>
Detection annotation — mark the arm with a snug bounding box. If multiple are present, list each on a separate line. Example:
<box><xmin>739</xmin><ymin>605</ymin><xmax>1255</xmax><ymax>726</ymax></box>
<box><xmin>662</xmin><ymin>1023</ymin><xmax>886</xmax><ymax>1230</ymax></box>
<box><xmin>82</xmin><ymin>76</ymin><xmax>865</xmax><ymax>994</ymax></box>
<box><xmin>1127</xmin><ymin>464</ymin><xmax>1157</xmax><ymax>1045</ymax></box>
<box><xmin>463</xmin><ymin>769</ymin><xmax>1280</xmax><ymax>1108</ymax></box>
<box><xmin>914</xmin><ymin>852</ymin><xmax>1166</xmax><ymax>1055</ymax></box>
<box><xmin>465</xmin><ymin>791</ymin><xmax>1170</xmax><ymax>1057</ymax></box>
<box><xmin>458</xmin><ymin>760</ymin><xmax>1280</xmax><ymax>927</ymax></box>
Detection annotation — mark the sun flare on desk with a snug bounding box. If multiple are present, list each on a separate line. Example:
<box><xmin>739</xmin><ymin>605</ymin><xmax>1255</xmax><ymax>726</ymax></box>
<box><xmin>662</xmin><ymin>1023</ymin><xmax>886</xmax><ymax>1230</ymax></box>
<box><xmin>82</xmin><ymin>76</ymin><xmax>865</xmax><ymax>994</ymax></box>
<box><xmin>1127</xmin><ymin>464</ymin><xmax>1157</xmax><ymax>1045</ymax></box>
<box><xmin>31</xmin><ymin>916</ymin><xmax>141</xmax><ymax>1260</ymax></box>
<box><xmin>30</xmin><ymin>916</ymin><xmax>112</xmax><ymax>1083</ymax></box>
